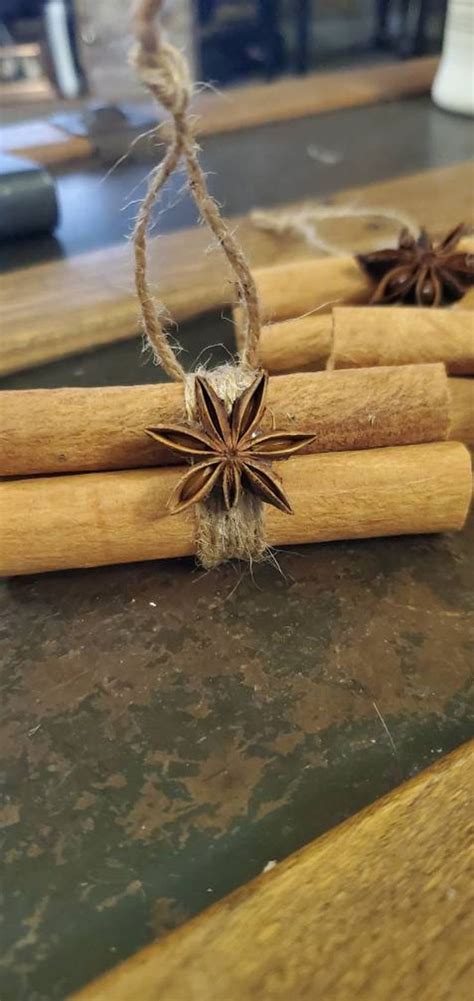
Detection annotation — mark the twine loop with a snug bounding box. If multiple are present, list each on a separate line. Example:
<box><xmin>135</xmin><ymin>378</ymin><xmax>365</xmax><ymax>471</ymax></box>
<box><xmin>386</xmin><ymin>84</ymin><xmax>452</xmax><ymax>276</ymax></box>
<box><xmin>132</xmin><ymin>0</ymin><xmax>261</xmax><ymax>382</ymax></box>
<box><xmin>131</xmin><ymin>0</ymin><xmax>265</xmax><ymax>566</ymax></box>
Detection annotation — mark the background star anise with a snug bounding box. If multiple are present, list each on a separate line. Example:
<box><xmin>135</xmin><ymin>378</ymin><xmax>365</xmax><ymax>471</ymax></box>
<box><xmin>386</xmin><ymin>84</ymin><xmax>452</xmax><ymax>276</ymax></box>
<box><xmin>357</xmin><ymin>223</ymin><xmax>474</xmax><ymax>307</ymax></box>
<box><xmin>146</xmin><ymin>372</ymin><xmax>315</xmax><ymax>515</ymax></box>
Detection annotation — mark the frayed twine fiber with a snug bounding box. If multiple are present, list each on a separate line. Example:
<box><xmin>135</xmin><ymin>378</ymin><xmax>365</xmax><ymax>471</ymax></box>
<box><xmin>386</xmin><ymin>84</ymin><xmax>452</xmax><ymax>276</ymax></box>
<box><xmin>250</xmin><ymin>203</ymin><xmax>421</xmax><ymax>257</ymax></box>
<box><xmin>184</xmin><ymin>364</ymin><xmax>266</xmax><ymax>569</ymax></box>
<box><xmin>131</xmin><ymin>1</ymin><xmax>265</xmax><ymax>567</ymax></box>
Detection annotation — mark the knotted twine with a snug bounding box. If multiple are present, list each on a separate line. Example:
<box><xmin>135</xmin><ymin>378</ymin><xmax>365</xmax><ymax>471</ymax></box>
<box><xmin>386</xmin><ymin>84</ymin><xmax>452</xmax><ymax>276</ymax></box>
<box><xmin>131</xmin><ymin>0</ymin><xmax>265</xmax><ymax>568</ymax></box>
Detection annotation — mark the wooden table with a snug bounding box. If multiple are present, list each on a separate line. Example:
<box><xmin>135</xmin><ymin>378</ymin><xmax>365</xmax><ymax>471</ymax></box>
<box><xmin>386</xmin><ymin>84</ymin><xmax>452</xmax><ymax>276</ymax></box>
<box><xmin>0</xmin><ymin>96</ymin><xmax>473</xmax><ymax>1001</ymax></box>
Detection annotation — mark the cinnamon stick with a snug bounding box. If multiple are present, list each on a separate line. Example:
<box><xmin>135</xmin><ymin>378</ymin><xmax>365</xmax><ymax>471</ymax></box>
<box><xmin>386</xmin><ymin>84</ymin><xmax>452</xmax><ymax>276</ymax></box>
<box><xmin>329</xmin><ymin>307</ymin><xmax>474</xmax><ymax>375</ymax></box>
<box><xmin>260</xmin><ymin>314</ymin><xmax>331</xmax><ymax>373</ymax></box>
<box><xmin>234</xmin><ymin>256</ymin><xmax>369</xmax><ymax>333</ymax></box>
<box><xmin>259</xmin><ymin>308</ymin><xmax>474</xmax><ymax>376</ymax></box>
<box><xmin>260</xmin><ymin>314</ymin><xmax>332</xmax><ymax>373</ymax></box>
<box><xmin>0</xmin><ymin>366</ymin><xmax>451</xmax><ymax>476</ymax></box>
<box><xmin>453</xmin><ymin>287</ymin><xmax>474</xmax><ymax>310</ymax></box>
<box><xmin>235</xmin><ymin>237</ymin><xmax>474</xmax><ymax>331</ymax></box>
<box><xmin>1</xmin><ymin>442</ymin><xmax>470</xmax><ymax>576</ymax></box>
<box><xmin>449</xmin><ymin>378</ymin><xmax>474</xmax><ymax>448</ymax></box>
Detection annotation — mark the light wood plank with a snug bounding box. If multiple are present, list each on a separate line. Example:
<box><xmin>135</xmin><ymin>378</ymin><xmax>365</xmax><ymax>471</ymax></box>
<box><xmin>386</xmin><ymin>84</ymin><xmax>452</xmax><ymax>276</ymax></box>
<box><xmin>0</xmin><ymin>57</ymin><xmax>437</xmax><ymax>165</ymax></box>
<box><xmin>192</xmin><ymin>56</ymin><xmax>439</xmax><ymax>137</ymax></box>
<box><xmin>72</xmin><ymin>740</ymin><xmax>474</xmax><ymax>1001</ymax></box>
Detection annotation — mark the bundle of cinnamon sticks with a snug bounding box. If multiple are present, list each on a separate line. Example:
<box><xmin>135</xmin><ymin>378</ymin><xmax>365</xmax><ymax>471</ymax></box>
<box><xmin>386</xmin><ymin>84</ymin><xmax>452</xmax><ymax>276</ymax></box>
<box><xmin>0</xmin><ymin>0</ymin><xmax>471</xmax><ymax>577</ymax></box>
<box><xmin>0</xmin><ymin>364</ymin><xmax>472</xmax><ymax>575</ymax></box>
<box><xmin>2</xmin><ymin>239</ymin><xmax>473</xmax><ymax>576</ymax></box>
<box><xmin>233</xmin><ymin>248</ymin><xmax>474</xmax><ymax>448</ymax></box>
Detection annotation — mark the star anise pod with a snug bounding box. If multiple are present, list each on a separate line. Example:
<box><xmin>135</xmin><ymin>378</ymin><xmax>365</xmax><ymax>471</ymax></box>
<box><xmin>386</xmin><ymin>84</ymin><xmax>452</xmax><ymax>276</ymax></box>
<box><xmin>145</xmin><ymin>371</ymin><xmax>315</xmax><ymax>515</ymax></box>
<box><xmin>357</xmin><ymin>223</ymin><xmax>474</xmax><ymax>307</ymax></box>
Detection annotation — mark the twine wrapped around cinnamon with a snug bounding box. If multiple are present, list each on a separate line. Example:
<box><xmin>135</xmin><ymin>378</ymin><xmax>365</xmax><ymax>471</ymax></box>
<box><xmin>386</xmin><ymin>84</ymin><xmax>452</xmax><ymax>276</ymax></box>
<box><xmin>131</xmin><ymin>0</ymin><xmax>271</xmax><ymax>567</ymax></box>
<box><xmin>183</xmin><ymin>367</ymin><xmax>266</xmax><ymax>567</ymax></box>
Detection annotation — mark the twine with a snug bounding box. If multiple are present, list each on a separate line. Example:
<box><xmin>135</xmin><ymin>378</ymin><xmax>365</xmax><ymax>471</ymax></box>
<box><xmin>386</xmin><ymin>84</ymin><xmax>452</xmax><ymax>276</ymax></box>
<box><xmin>131</xmin><ymin>0</ymin><xmax>260</xmax><ymax>373</ymax></box>
<box><xmin>131</xmin><ymin>0</ymin><xmax>265</xmax><ymax>566</ymax></box>
<box><xmin>250</xmin><ymin>203</ymin><xmax>421</xmax><ymax>257</ymax></box>
<box><xmin>184</xmin><ymin>364</ymin><xmax>266</xmax><ymax>569</ymax></box>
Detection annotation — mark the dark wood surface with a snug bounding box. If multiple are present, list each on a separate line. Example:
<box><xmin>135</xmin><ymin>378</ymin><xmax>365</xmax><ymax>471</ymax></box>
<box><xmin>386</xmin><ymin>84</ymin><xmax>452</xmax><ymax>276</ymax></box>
<box><xmin>1</xmin><ymin>96</ymin><xmax>473</xmax><ymax>1001</ymax></box>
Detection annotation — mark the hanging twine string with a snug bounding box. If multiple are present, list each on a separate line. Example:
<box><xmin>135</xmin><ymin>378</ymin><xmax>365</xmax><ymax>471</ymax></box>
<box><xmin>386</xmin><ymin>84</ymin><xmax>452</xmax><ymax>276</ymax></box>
<box><xmin>250</xmin><ymin>203</ymin><xmax>420</xmax><ymax>257</ymax></box>
<box><xmin>130</xmin><ymin>0</ymin><xmax>266</xmax><ymax>567</ymax></box>
<box><xmin>130</xmin><ymin>0</ymin><xmax>261</xmax><ymax>376</ymax></box>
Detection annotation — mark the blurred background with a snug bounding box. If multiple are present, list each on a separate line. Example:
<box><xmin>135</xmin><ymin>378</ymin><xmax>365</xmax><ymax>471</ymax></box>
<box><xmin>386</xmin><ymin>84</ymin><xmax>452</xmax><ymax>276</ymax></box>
<box><xmin>2</xmin><ymin>7</ymin><xmax>474</xmax><ymax>1001</ymax></box>
<box><xmin>1</xmin><ymin>0</ymin><xmax>448</xmax><ymax>113</ymax></box>
<box><xmin>0</xmin><ymin>0</ymin><xmax>455</xmax><ymax>253</ymax></box>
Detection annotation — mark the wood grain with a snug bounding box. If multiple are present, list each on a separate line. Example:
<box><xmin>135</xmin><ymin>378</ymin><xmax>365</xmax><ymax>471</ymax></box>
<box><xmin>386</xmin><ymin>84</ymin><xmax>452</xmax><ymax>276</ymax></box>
<box><xmin>0</xmin><ymin>365</ymin><xmax>451</xmax><ymax>476</ymax></box>
<box><xmin>1</xmin><ymin>442</ymin><xmax>471</xmax><ymax>576</ymax></box>
<box><xmin>72</xmin><ymin>739</ymin><xmax>474</xmax><ymax>1001</ymax></box>
<box><xmin>1</xmin><ymin>162</ymin><xmax>473</xmax><ymax>375</ymax></box>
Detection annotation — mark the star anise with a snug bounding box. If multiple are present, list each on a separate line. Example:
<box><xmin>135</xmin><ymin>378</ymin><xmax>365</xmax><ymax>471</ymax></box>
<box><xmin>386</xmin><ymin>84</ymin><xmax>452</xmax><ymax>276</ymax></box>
<box><xmin>145</xmin><ymin>371</ymin><xmax>315</xmax><ymax>515</ymax></box>
<box><xmin>357</xmin><ymin>223</ymin><xmax>474</xmax><ymax>307</ymax></box>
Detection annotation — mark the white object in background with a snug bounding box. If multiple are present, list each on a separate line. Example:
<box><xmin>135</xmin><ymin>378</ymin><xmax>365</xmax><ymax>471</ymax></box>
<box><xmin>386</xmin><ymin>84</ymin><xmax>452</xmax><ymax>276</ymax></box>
<box><xmin>44</xmin><ymin>0</ymin><xmax>82</xmax><ymax>99</ymax></box>
<box><xmin>432</xmin><ymin>0</ymin><xmax>474</xmax><ymax>115</ymax></box>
